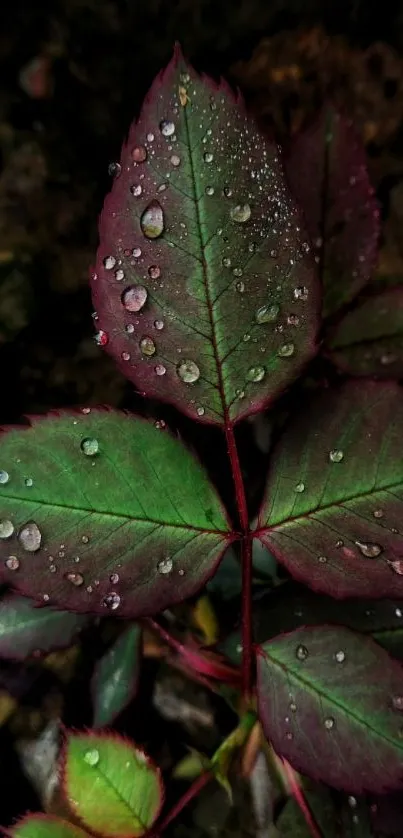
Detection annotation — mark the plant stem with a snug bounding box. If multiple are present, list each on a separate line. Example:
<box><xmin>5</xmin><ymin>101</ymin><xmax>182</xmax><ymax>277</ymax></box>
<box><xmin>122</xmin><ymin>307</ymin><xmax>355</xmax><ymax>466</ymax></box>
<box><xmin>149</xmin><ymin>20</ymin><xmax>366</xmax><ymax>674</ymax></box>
<box><xmin>152</xmin><ymin>772</ymin><xmax>211</xmax><ymax>835</ymax></box>
<box><xmin>225</xmin><ymin>423</ymin><xmax>252</xmax><ymax>699</ymax></box>
<box><xmin>281</xmin><ymin>759</ymin><xmax>323</xmax><ymax>838</ymax></box>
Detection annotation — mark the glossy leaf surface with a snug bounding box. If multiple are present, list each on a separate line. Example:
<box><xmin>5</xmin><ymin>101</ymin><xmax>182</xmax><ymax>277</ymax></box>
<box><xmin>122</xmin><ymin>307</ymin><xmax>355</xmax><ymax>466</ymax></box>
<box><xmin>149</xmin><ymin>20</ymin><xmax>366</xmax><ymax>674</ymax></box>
<box><xmin>0</xmin><ymin>410</ymin><xmax>230</xmax><ymax>616</ymax></box>
<box><xmin>327</xmin><ymin>287</ymin><xmax>403</xmax><ymax>378</ymax></box>
<box><xmin>92</xmin><ymin>624</ymin><xmax>141</xmax><ymax>727</ymax></box>
<box><xmin>257</xmin><ymin>626</ymin><xmax>403</xmax><ymax>793</ymax></box>
<box><xmin>285</xmin><ymin>108</ymin><xmax>379</xmax><ymax>316</ymax></box>
<box><xmin>257</xmin><ymin>381</ymin><xmax>403</xmax><ymax>598</ymax></box>
<box><xmin>63</xmin><ymin>731</ymin><xmax>163</xmax><ymax>837</ymax></box>
<box><xmin>9</xmin><ymin>816</ymin><xmax>90</xmax><ymax>838</ymax></box>
<box><xmin>92</xmin><ymin>48</ymin><xmax>320</xmax><ymax>425</ymax></box>
<box><xmin>0</xmin><ymin>594</ymin><xmax>88</xmax><ymax>660</ymax></box>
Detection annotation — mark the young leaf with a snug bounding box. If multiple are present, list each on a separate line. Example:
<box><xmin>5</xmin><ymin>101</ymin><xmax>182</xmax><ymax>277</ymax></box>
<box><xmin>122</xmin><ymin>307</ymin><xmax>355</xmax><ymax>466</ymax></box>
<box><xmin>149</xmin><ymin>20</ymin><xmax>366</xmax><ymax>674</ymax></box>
<box><xmin>0</xmin><ymin>410</ymin><xmax>231</xmax><ymax>616</ymax></box>
<box><xmin>63</xmin><ymin>731</ymin><xmax>163</xmax><ymax>837</ymax></box>
<box><xmin>257</xmin><ymin>626</ymin><xmax>403</xmax><ymax>793</ymax></box>
<box><xmin>8</xmin><ymin>814</ymin><xmax>91</xmax><ymax>837</ymax></box>
<box><xmin>256</xmin><ymin>381</ymin><xmax>403</xmax><ymax>598</ymax></box>
<box><xmin>0</xmin><ymin>594</ymin><xmax>88</xmax><ymax>660</ymax></box>
<box><xmin>326</xmin><ymin>287</ymin><xmax>403</xmax><ymax>378</ymax></box>
<box><xmin>92</xmin><ymin>624</ymin><xmax>142</xmax><ymax>728</ymax></box>
<box><xmin>91</xmin><ymin>47</ymin><xmax>320</xmax><ymax>426</ymax></box>
<box><xmin>285</xmin><ymin>107</ymin><xmax>379</xmax><ymax>316</ymax></box>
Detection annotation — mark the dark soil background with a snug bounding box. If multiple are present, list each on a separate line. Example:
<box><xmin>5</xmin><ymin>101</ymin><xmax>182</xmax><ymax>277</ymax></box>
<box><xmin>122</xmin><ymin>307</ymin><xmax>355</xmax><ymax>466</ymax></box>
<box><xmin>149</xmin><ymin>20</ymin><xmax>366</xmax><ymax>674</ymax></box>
<box><xmin>1</xmin><ymin>0</ymin><xmax>403</xmax><ymax>834</ymax></box>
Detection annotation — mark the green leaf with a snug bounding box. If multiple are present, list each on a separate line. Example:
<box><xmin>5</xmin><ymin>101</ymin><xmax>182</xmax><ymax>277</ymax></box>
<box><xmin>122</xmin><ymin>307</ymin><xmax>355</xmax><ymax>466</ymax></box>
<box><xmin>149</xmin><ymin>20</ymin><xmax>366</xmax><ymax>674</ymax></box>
<box><xmin>92</xmin><ymin>47</ymin><xmax>320</xmax><ymax>426</ymax></box>
<box><xmin>0</xmin><ymin>410</ymin><xmax>231</xmax><ymax>616</ymax></box>
<box><xmin>210</xmin><ymin>711</ymin><xmax>256</xmax><ymax>800</ymax></box>
<box><xmin>326</xmin><ymin>287</ymin><xmax>403</xmax><ymax>378</ymax></box>
<box><xmin>63</xmin><ymin>731</ymin><xmax>163</xmax><ymax>837</ymax></box>
<box><xmin>9</xmin><ymin>815</ymin><xmax>91</xmax><ymax>837</ymax></box>
<box><xmin>0</xmin><ymin>594</ymin><xmax>88</xmax><ymax>660</ymax></box>
<box><xmin>92</xmin><ymin>624</ymin><xmax>142</xmax><ymax>727</ymax></box>
<box><xmin>257</xmin><ymin>380</ymin><xmax>403</xmax><ymax>598</ymax></box>
<box><xmin>257</xmin><ymin>626</ymin><xmax>403</xmax><ymax>793</ymax></box>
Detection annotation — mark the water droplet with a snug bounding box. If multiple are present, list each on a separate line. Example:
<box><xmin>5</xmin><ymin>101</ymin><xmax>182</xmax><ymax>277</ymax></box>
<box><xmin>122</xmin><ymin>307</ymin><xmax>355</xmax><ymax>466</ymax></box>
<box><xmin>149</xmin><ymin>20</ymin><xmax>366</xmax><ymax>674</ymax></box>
<box><xmin>256</xmin><ymin>304</ymin><xmax>280</xmax><ymax>324</ymax></box>
<box><xmin>103</xmin><ymin>592</ymin><xmax>121</xmax><ymax>610</ymax></box>
<box><xmin>230</xmin><ymin>204</ymin><xmax>251</xmax><ymax>223</ymax></box>
<box><xmin>103</xmin><ymin>255</ymin><xmax>116</xmax><ymax>270</ymax></box>
<box><xmin>290</xmin><ymin>702</ymin><xmax>297</xmax><ymax>712</ymax></box>
<box><xmin>110</xmin><ymin>572</ymin><xmax>119</xmax><ymax>584</ymax></box>
<box><xmin>324</xmin><ymin>717</ymin><xmax>335</xmax><ymax>730</ymax></box>
<box><xmin>223</xmin><ymin>186</ymin><xmax>233</xmax><ymax>198</ymax></box>
<box><xmin>84</xmin><ymin>749</ymin><xmax>100</xmax><ymax>767</ymax></box>
<box><xmin>81</xmin><ymin>438</ymin><xmax>99</xmax><ymax>457</ymax></box>
<box><xmin>18</xmin><ymin>521</ymin><xmax>42</xmax><ymax>552</ymax></box>
<box><xmin>0</xmin><ymin>520</ymin><xmax>14</xmax><ymax>538</ymax></box>
<box><xmin>170</xmin><ymin>155</ymin><xmax>181</xmax><ymax>167</ymax></box>
<box><xmin>148</xmin><ymin>265</ymin><xmax>161</xmax><ymax>279</ymax></box>
<box><xmin>285</xmin><ymin>731</ymin><xmax>293</xmax><ymax>740</ymax></box>
<box><xmin>122</xmin><ymin>285</ymin><xmax>148</xmax><ymax>313</ymax></box>
<box><xmin>335</xmin><ymin>650</ymin><xmax>345</xmax><ymax>663</ymax></box>
<box><xmin>389</xmin><ymin>560</ymin><xmax>403</xmax><ymax>575</ymax></box>
<box><xmin>82</xmin><ymin>535</ymin><xmax>89</xmax><ymax>544</ymax></box>
<box><xmin>296</xmin><ymin>644</ymin><xmax>309</xmax><ymax>661</ymax></box>
<box><xmin>133</xmin><ymin>247</ymin><xmax>142</xmax><ymax>258</ymax></box>
<box><xmin>222</xmin><ymin>257</ymin><xmax>231</xmax><ymax>268</ymax></box>
<box><xmin>373</xmin><ymin>509</ymin><xmax>384</xmax><ymax>518</ymax></box>
<box><xmin>246</xmin><ymin>365</ymin><xmax>266</xmax><ymax>383</ymax></box>
<box><xmin>140</xmin><ymin>336</ymin><xmax>156</xmax><ymax>357</ymax></box>
<box><xmin>155</xmin><ymin>363</ymin><xmax>166</xmax><ymax>376</ymax></box>
<box><xmin>95</xmin><ymin>330</ymin><xmax>109</xmax><ymax>347</ymax></box>
<box><xmin>205</xmin><ymin>186</ymin><xmax>214</xmax><ymax>196</ymax></box>
<box><xmin>122</xmin><ymin>351</ymin><xmax>130</xmax><ymax>362</ymax></box>
<box><xmin>0</xmin><ymin>470</ymin><xmax>9</xmax><ymax>485</ymax></box>
<box><xmin>158</xmin><ymin>557</ymin><xmax>173</xmax><ymax>574</ymax></box>
<box><xmin>132</xmin><ymin>146</ymin><xmax>147</xmax><ymax>163</ymax></box>
<box><xmin>293</xmin><ymin>286</ymin><xmax>309</xmax><ymax>301</ymax></box>
<box><xmin>355</xmin><ymin>540</ymin><xmax>383</xmax><ymax>558</ymax></box>
<box><xmin>336</xmin><ymin>539</ymin><xmax>344</xmax><ymax>548</ymax></box>
<box><xmin>126</xmin><ymin>324</ymin><xmax>135</xmax><ymax>334</ymax></box>
<box><xmin>177</xmin><ymin>359</ymin><xmax>200</xmax><ymax>384</ymax></box>
<box><xmin>278</xmin><ymin>343</ymin><xmax>295</xmax><ymax>358</ymax></box>
<box><xmin>318</xmin><ymin>555</ymin><xmax>328</xmax><ymax>563</ymax></box>
<box><xmin>147</xmin><ymin>132</ymin><xmax>154</xmax><ymax>143</ymax></box>
<box><xmin>24</xmin><ymin>476</ymin><xmax>33</xmax><ymax>488</ymax></box>
<box><xmin>196</xmin><ymin>406</ymin><xmax>205</xmax><ymax>417</ymax></box>
<box><xmin>329</xmin><ymin>449</ymin><xmax>344</xmax><ymax>463</ymax></box>
<box><xmin>294</xmin><ymin>482</ymin><xmax>305</xmax><ymax>493</ymax></box>
<box><xmin>160</xmin><ymin>119</ymin><xmax>175</xmax><ymax>137</ymax></box>
<box><xmin>287</xmin><ymin>314</ymin><xmax>300</xmax><ymax>326</ymax></box>
<box><xmin>236</xmin><ymin>281</ymin><xmax>245</xmax><ymax>293</ymax></box>
<box><xmin>154</xmin><ymin>319</ymin><xmax>164</xmax><ymax>330</ymax></box>
<box><xmin>204</xmin><ymin>152</ymin><xmax>213</xmax><ymax>163</ymax></box>
<box><xmin>392</xmin><ymin>695</ymin><xmax>403</xmax><ymax>710</ymax></box>
<box><xmin>65</xmin><ymin>572</ymin><xmax>84</xmax><ymax>587</ymax></box>
<box><xmin>140</xmin><ymin>201</ymin><xmax>164</xmax><ymax>239</ymax></box>
<box><xmin>396</xmin><ymin>608</ymin><xmax>403</xmax><ymax>617</ymax></box>
<box><xmin>5</xmin><ymin>556</ymin><xmax>19</xmax><ymax>571</ymax></box>
<box><xmin>130</xmin><ymin>184</ymin><xmax>142</xmax><ymax>197</ymax></box>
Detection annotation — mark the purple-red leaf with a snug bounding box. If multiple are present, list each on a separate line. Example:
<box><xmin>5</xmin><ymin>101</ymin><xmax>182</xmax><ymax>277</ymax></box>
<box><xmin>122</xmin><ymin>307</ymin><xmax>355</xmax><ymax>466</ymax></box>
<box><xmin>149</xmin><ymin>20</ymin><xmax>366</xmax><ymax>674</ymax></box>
<box><xmin>257</xmin><ymin>626</ymin><xmax>403</xmax><ymax>793</ymax></box>
<box><xmin>0</xmin><ymin>410</ymin><xmax>231</xmax><ymax>616</ymax></box>
<box><xmin>0</xmin><ymin>594</ymin><xmax>88</xmax><ymax>660</ymax></box>
<box><xmin>91</xmin><ymin>47</ymin><xmax>320</xmax><ymax>425</ymax></box>
<box><xmin>285</xmin><ymin>107</ymin><xmax>379</xmax><ymax>316</ymax></box>
<box><xmin>326</xmin><ymin>287</ymin><xmax>403</xmax><ymax>378</ymax></box>
<box><xmin>256</xmin><ymin>381</ymin><xmax>403</xmax><ymax>598</ymax></box>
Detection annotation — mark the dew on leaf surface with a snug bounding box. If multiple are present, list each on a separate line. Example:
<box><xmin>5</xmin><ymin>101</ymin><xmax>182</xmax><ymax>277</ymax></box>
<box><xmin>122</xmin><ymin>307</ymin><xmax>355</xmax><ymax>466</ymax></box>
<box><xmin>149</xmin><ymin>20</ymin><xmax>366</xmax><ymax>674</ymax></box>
<box><xmin>294</xmin><ymin>482</ymin><xmax>305</xmax><ymax>493</ymax></box>
<box><xmin>103</xmin><ymin>255</ymin><xmax>116</xmax><ymax>270</ymax></box>
<box><xmin>158</xmin><ymin>557</ymin><xmax>173</xmax><ymax>575</ymax></box>
<box><xmin>348</xmin><ymin>797</ymin><xmax>357</xmax><ymax>809</ymax></box>
<box><xmin>318</xmin><ymin>555</ymin><xmax>328</xmax><ymax>563</ymax></box>
<box><xmin>133</xmin><ymin>246</ymin><xmax>142</xmax><ymax>258</ymax></box>
<box><xmin>222</xmin><ymin>257</ymin><xmax>231</xmax><ymax>268</ymax></box>
<box><xmin>84</xmin><ymin>749</ymin><xmax>100</xmax><ymax>767</ymax></box>
<box><xmin>95</xmin><ymin>330</ymin><xmax>109</xmax><ymax>347</ymax></box>
<box><xmin>24</xmin><ymin>477</ymin><xmax>33</xmax><ymax>487</ymax></box>
<box><xmin>132</xmin><ymin>146</ymin><xmax>147</xmax><ymax>163</ymax></box>
<box><xmin>160</xmin><ymin>119</ymin><xmax>175</xmax><ymax>137</ymax></box>
<box><xmin>296</xmin><ymin>644</ymin><xmax>309</xmax><ymax>661</ymax></box>
<box><xmin>110</xmin><ymin>572</ymin><xmax>119</xmax><ymax>584</ymax></box>
<box><xmin>373</xmin><ymin>509</ymin><xmax>384</xmax><ymax>518</ymax></box>
<box><xmin>0</xmin><ymin>470</ymin><xmax>9</xmax><ymax>485</ymax></box>
<box><xmin>293</xmin><ymin>286</ymin><xmax>309</xmax><ymax>301</ymax></box>
<box><xmin>324</xmin><ymin>717</ymin><xmax>335</xmax><ymax>730</ymax></box>
<box><xmin>177</xmin><ymin>359</ymin><xmax>200</xmax><ymax>384</ymax></box>
<box><xmin>108</xmin><ymin>162</ymin><xmax>121</xmax><ymax>178</ymax></box>
<box><xmin>126</xmin><ymin>324</ymin><xmax>135</xmax><ymax>334</ymax></box>
<box><xmin>5</xmin><ymin>556</ymin><xmax>19</xmax><ymax>571</ymax></box>
<box><xmin>355</xmin><ymin>540</ymin><xmax>383</xmax><ymax>558</ymax></box>
<box><xmin>65</xmin><ymin>572</ymin><xmax>84</xmax><ymax>587</ymax></box>
<box><xmin>154</xmin><ymin>319</ymin><xmax>164</xmax><ymax>330</ymax></box>
<box><xmin>170</xmin><ymin>155</ymin><xmax>181</xmax><ymax>167</ymax></box>
<box><xmin>148</xmin><ymin>265</ymin><xmax>161</xmax><ymax>279</ymax></box>
<box><xmin>81</xmin><ymin>438</ymin><xmax>99</xmax><ymax>457</ymax></box>
<box><xmin>0</xmin><ymin>520</ymin><xmax>14</xmax><ymax>539</ymax></box>
<box><xmin>255</xmin><ymin>304</ymin><xmax>280</xmax><ymax>324</ymax></box>
<box><xmin>18</xmin><ymin>521</ymin><xmax>42</xmax><ymax>552</ymax></box>
<box><xmin>278</xmin><ymin>343</ymin><xmax>295</xmax><ymax>358</ymax></box>
<box><xmin>102</xmin><ymin>592</ymin><xmax>121</xmax><ymax>610</ymax></box>
<box><xmin>205</xmin><ymin>186</ymin><xmax>214</xmax><ymax>196</ymax></box>
<box><xmin>236</xmin><ymin>281</ymin><xmax>245</xmax><ymax>293</ymax></box>
<box><xmin>203</xmin><ymin>152</ymin><xmax>213</xmax><ymax>163</ymax></box>
<box><xmin>290</xmin><ymin>702</ymin><xmax>297</xmax><ymax>712</ymax></box>
<box><xmin>155</xmin><ymin>364</ymin><xmax>166</xmax><ymax>376</ymax></box>
<box><xmin>140</xmin><ymin>336</ymin><xmax>156</xmax><ymax>357</ymax></box>
<box><xmin>246</xmin><ymin>365</ymin><xmax>266</xmax><ymax>383</ymax></box>
<box><xmin>230</xmin><ymin>204</ymin><xmax>251</xmax><ymax>223</ymax></box>
<box><xmin>130</xmin><ymin>184</ymin><xmax>142</xmax><ymax>197</ymax></box>
<box><xmin>392</xmin><ymin>696</ymin><xmax>403</xmax><ymax>711</ymax></box>
<box><xmin>196</xmin><ymin>406</ymin><xmax>205</xmax><ymax>416</ymax></box>
<box><xmin>140</xmin><ymin>201</ymin><xmax>164</xmax><ymax>239</ymax></box>
<box><xmin>329</xmin><ymin>449</ymin><xmax>344</xmax><ymax>463</ymax></box>
<box><xmin>122</xmin><ymin>351</ymin><xmax>130</xmax><ymax>361</ymax></box>
<box><xmin>335</xmin><ymin>650</ymin><xmax>345</xmax><ymax>663</ymax></box>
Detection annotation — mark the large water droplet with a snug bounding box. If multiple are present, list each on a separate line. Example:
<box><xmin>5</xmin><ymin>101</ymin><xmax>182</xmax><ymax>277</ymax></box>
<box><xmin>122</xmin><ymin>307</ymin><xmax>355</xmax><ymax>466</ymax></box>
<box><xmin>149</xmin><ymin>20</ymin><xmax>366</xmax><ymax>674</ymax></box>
<box><xmin>246</xmin><ymin>365</ymin><xmax>266</xmax><ymax>383</ymax></box>
<box><xmin>103</xmin><ymin>255</ymin><xmax>116</xmax><ymax>270</ymax></box>
<box><xmin>18</xmin><ymin>521</ymin><xmax>42</xmax><ymax>552</ymax></box>
<box><xmin>160</xmin><ymin>119</ymin><xmax>175</xmax><ymax>137</ymax></box>
<box><xmin>102</xmin><ymin>592</ymin><xmax>121</xmax><ymax>610</ymax></box>
<box><xmin>230</xmin><ymin>204</ymin><xmax>251</xmax><ymax>223</ymax></box>
<box><xmin>121</xmin><ymin>285</ymin><xmax>148</xmax><ymax>313</ymax></box>
<box><xmin>132</xmin><ymin>146</ymin><xmax>147</xmax><ymax>163</ymax></box>
<box><xmin>158</xmin><ymin>557</ymin><xmax>173</xmax><ymax>575</ymax></box>
<box><xmin>355</xmin><ymin>540</ymin><xmax>383</xmax><ymax>558</ymax></box>
<box><xmin>278</xmin><ymin>343</ymin><xmax>295</xmax><ymax>358</ymax></box>
<box><xmin>140</xmin><ymin>336</ymin><xmax>156</xmax><ymax>357</ymax></box>
<box><xmin>256</xmin><ymin>304</ymin><xmax>280</xmax><ymax>324</ymax></box>
<box><xmin>84</xmin><ymin>749</ymin><xmax>100</xmax><ymax>766</ymax></box>
<box><xmin>95</xmin><ymin>330</ymin><xmax>109</xmax><ymax>347</ymax></box>
<box><xmin>5</xmin><ymin>556</ymin><xmax>19</xmax><ymax>571</ymax></box>
<box><xmin>296</xmin><ymin>644</ymin><xmax>309</xmax><ymax>661</ymax></box>
<box><xmin>0</xmin><ymin>520</ymin><xmax>14</xmax><ymax>539</ymax></box>
<box><xmin>81</xmin><ymin>438</ymin><xmax>99</xmax><ymax>457</ymax></box>
<box><xmin>148</xmin><ymin>265</ymin><xmax>161</xmax><ymax>279</ymax></box>
<box><xmin>329</xmin><ymin>449</ymin><xmax>344</xmax><ymax>463</ymax></box>
<box><xmin>177</xmin><ymin>359</ymin><xmax>200</xmax><ymax>384</ymax></box>
<box><xmin>335</xmin><ymin>650</ymin><xmax>345</xmax><ymax>663</ymax></box>
<box><xmin>65</xmin><ymin>572</ymin><xmax>84</xmax><ymax>587</ymax></box>
<box><xmin>0</xmin><ymin>470</ymin><xmax>9</xmax><ymax>485</ymax></box>
<box><xmin>140</xmin><ymin>201</ymin><xmax>164</xmax><ymax>239</ymax></box>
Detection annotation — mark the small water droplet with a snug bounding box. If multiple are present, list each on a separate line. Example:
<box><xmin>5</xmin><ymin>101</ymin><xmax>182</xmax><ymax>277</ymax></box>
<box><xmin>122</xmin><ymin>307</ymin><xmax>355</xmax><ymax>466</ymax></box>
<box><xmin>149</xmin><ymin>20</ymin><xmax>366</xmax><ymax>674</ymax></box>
<box><xmin>132</xmin><ymin>146</ymin><xmax>147</xmax><ymax>163</ymax></box>
<box><xmin>140</xmin><ymin>336</ymin><xmax>156</xmax><ymax>357</ymax></box>
<box><xmin>82</xmin><ymin>535</ymin><xmax>89</xmax><ymax>544</ymax></box>
<box><xmin>148</xmin><ymin>265</ymin><xmax>161</xmax><ymax>279</ymax></box>
<box><xmin>222</xmin><ymin>257</ymin><xmax>231</xmax><ymax>268</ymax></box>
<box><xmin>196</xmin><ymin>406</ymin><xmax>205</xmax><ymax>417</ymax></box>
<box><xmin>103</xmin><ymin>592</ymin><xmax>121</xmax><ymax>610</ymax></box>
<box><xmin>348</xmin><ymin>796</ymin><xmax>357</xmax><ymax>808</ymax></box>
<box><xmin>278</xmin><ymin>343</ymin><xmax>295</xmax><ymax>358</ymax></box>
<box><xmin>81</xmin><ymin>438</ymin><xmax>99</xmax><ymax>457</ymax></box>
<box><xmin>205</xmin><ymin>186</ymin><xmax>214</xmax><ymax>196</ymax></box>
<box><xmin>296</xmin><ymin>644</ymin><xmax>309</xmax><ymax>661</ymax></box>
<box><xmin>392</xmin><ymin>696</ymin><xmax>403</xmax><ymax>710</ymax></box>
<box><xmin>24</xmin><ymin>476</ymin><xmax>33</xmax><ymax>487</ymax></box>
<box><xmin>0</xmin><ymin>470</ymin><xmax>9</xmax><ymax>485</ymax></box>
<box><xmin>133</xmin><ymin>247</ymin><xmax>142</xmax><ymax>258</ymax></box>
<box><xmin>170</xmin><ymin>154</ymin><xmax>181</xmax><ymax>167</ymax></box>
<box><xmin>324</xmin><ymin>717</ymin><xmax>335</xmax><ymax>730</ymax></box>
<box><xmin>110</xmin><ymin>572</ymin><xmax>119</xmax><ymax>584</ymax></box>
<box><xmin>204</xmin><ymin>152</ymin><xmax>213</xmax><ymax>163</ymax></box>
<box><xmin>155</xmin><ymin>363</ymin><xmax>166</xmax><ymax>376</ymax></box>
<box><xmin>329</xmin><ymin>449</ymin><xmax>344</xmax><ymax>463</ymax></box>
<box><xmin>396</xmin><ymin>608</ymin><xmax>403</xmax><ymax>617</ymax></box>
<box><xmin>335</xmin><ymin>650</ymin><xmax>345</xmax><ymax>663</ymax></box>
<box><xmin>122</xmin><ymin>351</ymin><xmax>130</xmax><ymax>361</ymax></box>
<box><xmin>235</xmin><ymin>281</ymin><xmax>245</xmax><ymax>293</ymax></box>
<box><xmin>373</xmin><ymin>509</ymin><xmax>384</xmax><ymax>518</ymax></box>
<box><xmin>147</xmin><ymin>132</ymin><xmax>154</xmax><ymax>143</ymax></box>
<box><xmin>287</xmin><ymin>314</ymin><xmax>300</xmax><ymax>326</ymax></box>
<box><xmin>256</xmin><ymin>304</ymin><xmax>280</xmax><ymax>324</ymax></box>
<box><xmin>223</xmin><ymin>186</ymin><xmax>233</xmax><ymax>198</ymax></box>
<box><xmin>355</xmin><ymin>540</ymin><xmax>383</xmax><ymax>558</ymax></box>
<box><xmin>318</xmin><ymin>555</ymin><xmax>328</xmax><ymax>563</ymax></box>
<box><xmin>130</xmin><ymin>184</ymin><xmax>142</xmax><ymax>197</ymax></box>
<box><xmin>0</xmin><ymin>520</ymin><xmax>14</xmax><ymax>538</ymax></box>
<box><xmin>154</xmin><ymin>319</ymin><xmax>164</xmax><ymax>330</ymax></box>
<box><xmin>5</xmin><ymin>555</ymin><xmax>19</xmax><ymax>571</ymax></box>
<box><xmin>246</xmin><ymin>365</ymin><xmax>266</xmax><ymax>383</ymax></box>
<box><xmin>158</xmin><ymin>557</ymin><xmax>173</xmax><ymax>574</ymax></box>
<box><xmin>294</xmin><ymin>482</ymin><xmax>305</xmax><ymax>493</ymax></box>
<box><xmin>285</xmin><ymin>731</ymin><xmax>293</xmax><ymax>740</ymax></box>
<box><xmin>103</xmin><ymin>255</ymin><xmax>116</xmax><ymax>270</ymax></box>
<box><xmin>160</xmin><ymin>119</ymin><xmax>175</xmax><ymax>137</ymax></box>
<box><xmin>293</xmin><ymin>286</ymin><xmax>309</xmax><ymax>301</ymax></box>
<box><xmin>84</xmin><ymin>749</ymin><xmax>100</xmax><ymax>767</ymax></box>
<box><xmin>230</xmin><ymin>204</ymin><xmax>251</xmax><ymax>223</ymax></box>
<box><xmin>95</xmin><ymin>330</ymin><xmax>109</xmax><ymax>347</ymax></box>
<box><xmin>108</xmin><ymin>161</ymin><xmax>121</xmax><ymax>178</ymax></box>
<box><xmin>65</xmin><ymin>572</ymin><xmax>84</xmax><ymax>587</ymax></box>
<box><xmin>121</xmin><ymin>285</ymin><xmax>148</xmax><ymax>314</ymax></box>
<box><xmin>177</xmin><ymin>359</ymin><xmax>200</xmax><ymax>384</ymax></box>
<box><xmin>389</xmin><ymin>560</ymin><xmax>403</xmax><ymax>575</ymax></box>
<box><xmin>140</xmin><ymin>201</ymin><xmax>164</xmax><ymax>239</ymax></box>
<box><xmin>126</xmin><ymin>324</ymin><xmax>135</xmax><ymax>334</ymax></box>
<box><xmin>290</xmin><ymin>702</ymin><xmax>297</xmax><ymax>712</ymax></box>
<box><xmin>336</xmin><ymin>539</ymin><xmax>344</xmax><ymax>548</ymax></box>
<box><xmin>18</xmin><ymin>521</ymin><xmax>42</xmax><ymax>552</ymax></box>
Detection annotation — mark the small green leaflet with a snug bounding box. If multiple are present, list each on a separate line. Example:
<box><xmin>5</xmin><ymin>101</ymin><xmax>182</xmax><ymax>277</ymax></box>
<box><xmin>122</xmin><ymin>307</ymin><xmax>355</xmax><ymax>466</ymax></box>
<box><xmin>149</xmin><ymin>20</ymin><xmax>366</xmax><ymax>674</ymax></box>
<box><xmin>0</xmin><ymin>410</ymin><xmax>231</xmax><ymax>616</ymax></box>
<box><xmin>63</xmin><ymin>731</ymin><xmax>163</xmax><ymax>837</ymax></box>
<box><xmin>8</xmin><ymin>815</ymin><xmax>91</xmax><ymax>837</ymax></box>
<box><xmin>92</xmin><ymin>624</ymin><xmax>142</xmax><ymax>727</ymax></box>
<box><xmin>0</xmin><ymin>594</ymin><xmax>88</xmax><ymax>660</ymax></box>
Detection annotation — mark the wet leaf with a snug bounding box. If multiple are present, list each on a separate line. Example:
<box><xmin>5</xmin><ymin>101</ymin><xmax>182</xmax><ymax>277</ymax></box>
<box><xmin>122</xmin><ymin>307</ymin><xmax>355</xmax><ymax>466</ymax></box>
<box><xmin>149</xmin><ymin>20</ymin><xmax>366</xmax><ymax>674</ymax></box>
<box><xmin>92</xmin><ymin>624</ymin><xmax>142</xmax><ymax>727</ymax></box>
<box><xmin>257</xmin><ymin>381</ymin><xmax>403</xmax><ymax>598</ymax></box>
<box><xmin>92</xmin><ymin>47</ymin><xmax>320</xmax><ymax>426</ymax></box>
<box><xmin>0</xmin><ymin>594</ymin><xmax>88</xmax><ymax>660</ymax></box>
<box><xmin>285</xmin><ymin>107</ymin><xmax>379</xmax><ymax>316</ymax></box>
<box><xmin>257</xmin><ymin>626</ymin><xmax>403</xmax><ymax>793</ymax></box>
<box><xmin>326</xmin><ymin>287</ymin><xmax>403</xmax><ymax>378</ymax></box>
<box><xmin>63</xmin><ymin>731</ymin><xmax>163</xmax><ymax>838</ymax></box>
<box><xmin>9</xmin><ymin>815</ymin><xmax>91</xmax><ymax>837</ymax></box>
<box><xmin>0</xmin><ymin>410</ymin><xmax>231</xmax><ymax>616</ymax></box>
<box><xmin>276</xmin><ymin>785</ymin><xmax>372</xmax><ymax>837</ymax></box>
